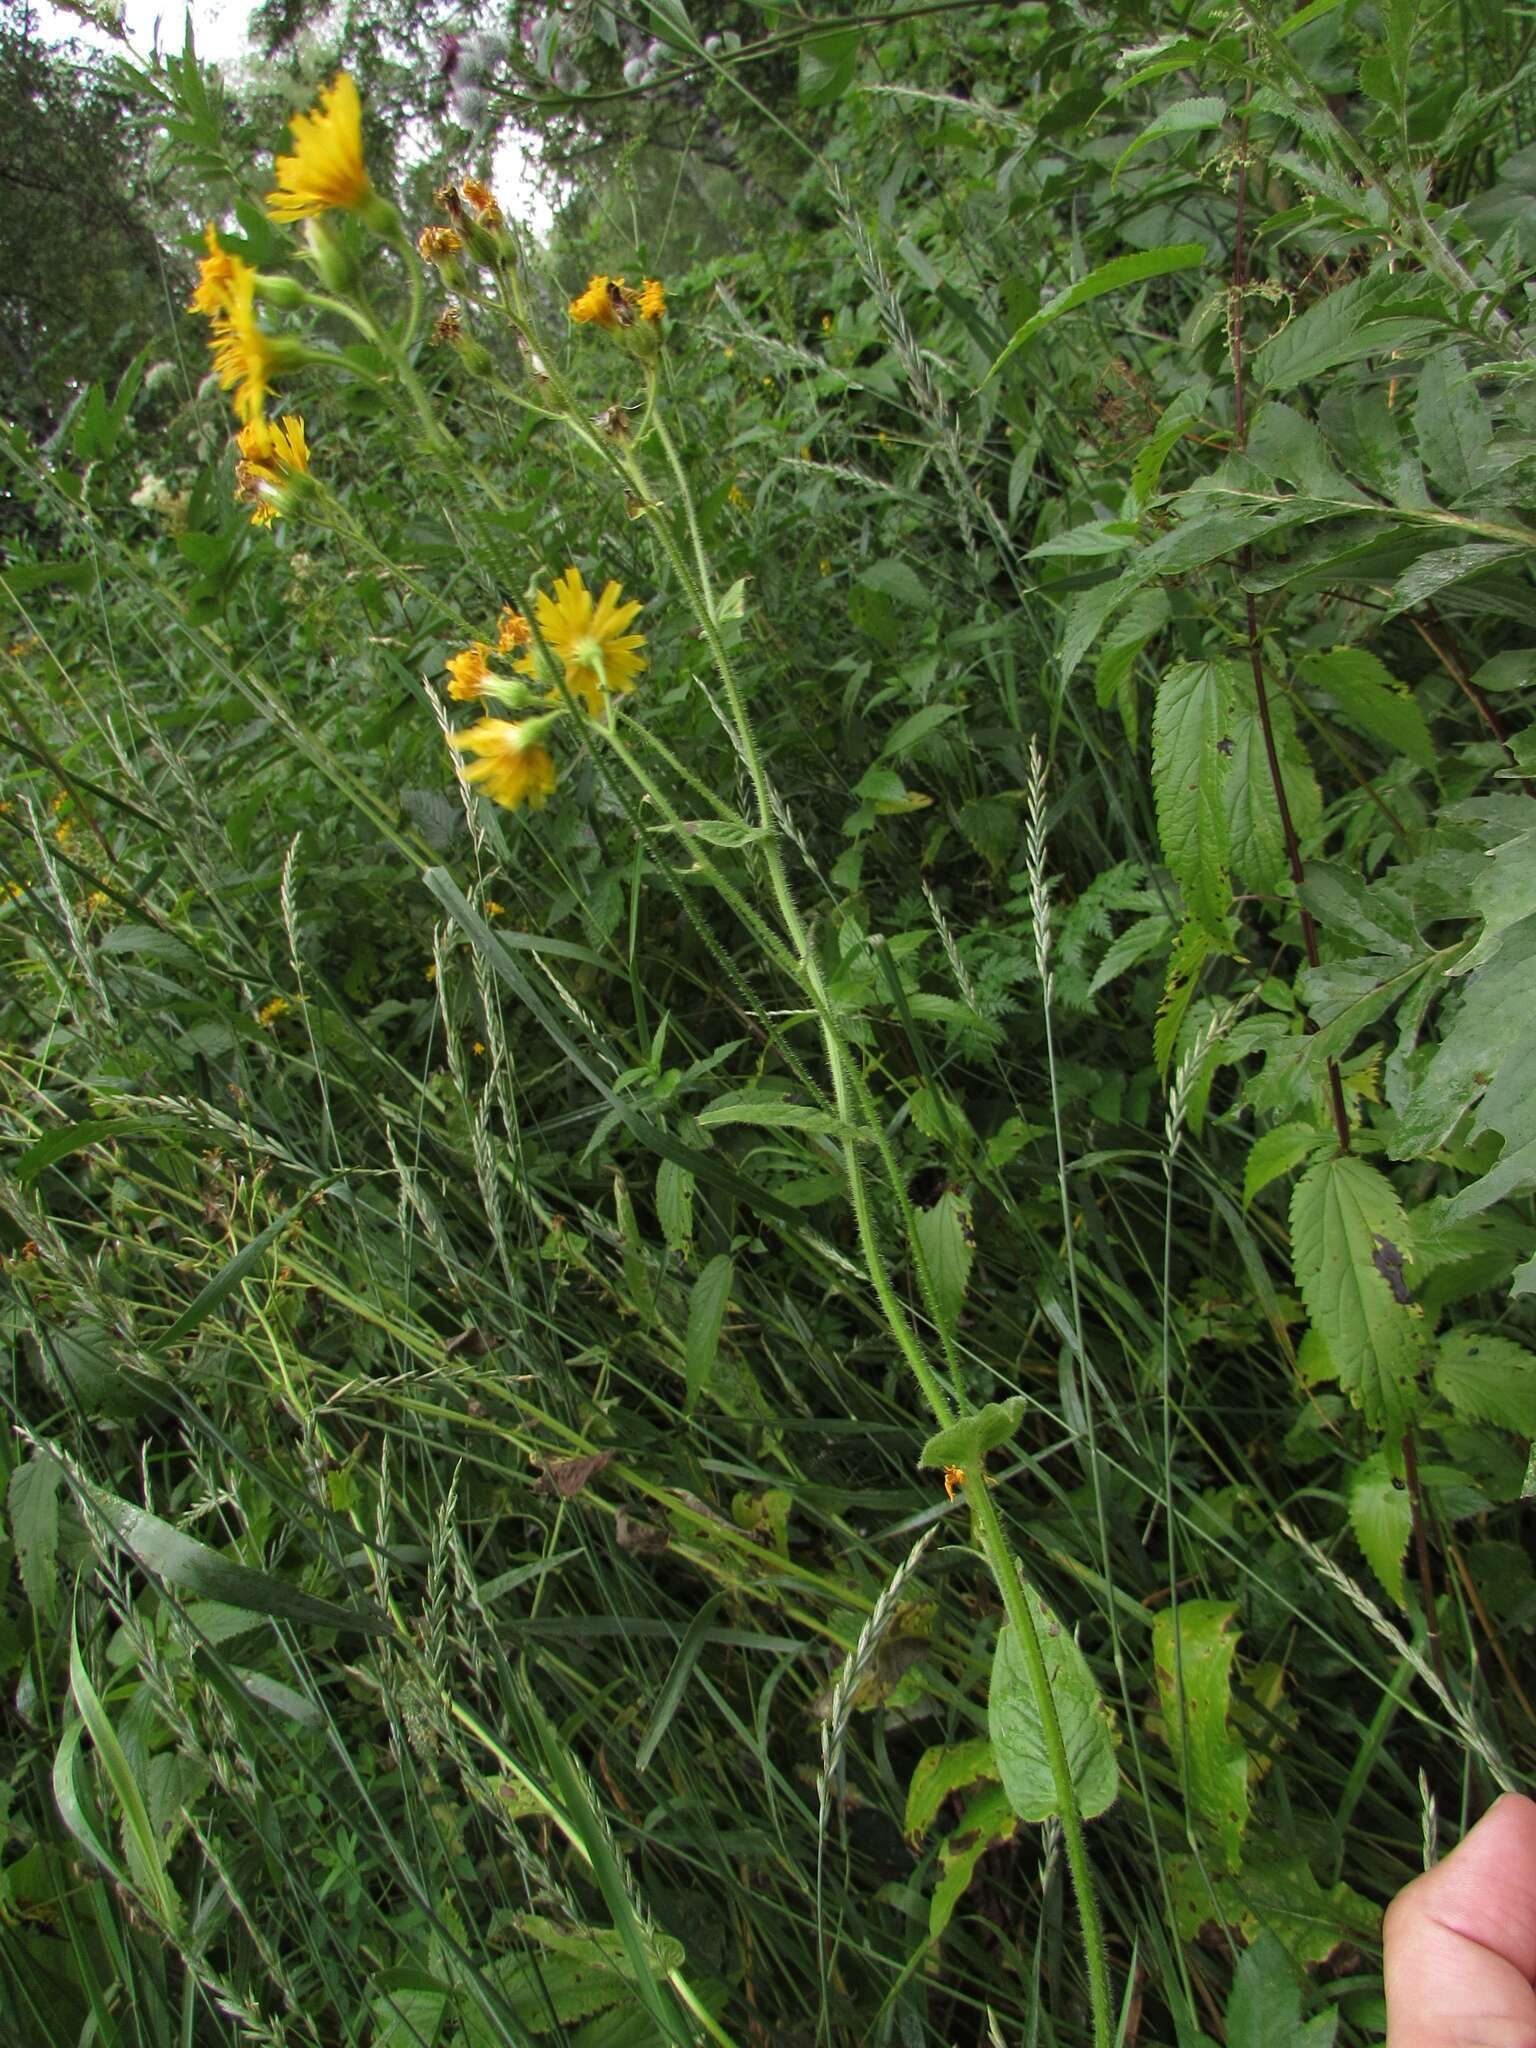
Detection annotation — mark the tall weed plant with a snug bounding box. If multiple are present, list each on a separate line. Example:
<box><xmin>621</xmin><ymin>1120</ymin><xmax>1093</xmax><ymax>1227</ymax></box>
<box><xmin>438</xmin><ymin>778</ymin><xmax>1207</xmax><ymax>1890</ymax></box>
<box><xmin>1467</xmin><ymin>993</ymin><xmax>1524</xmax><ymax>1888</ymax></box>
<box><xmin>3</xmin><ymin>1</ymin><xmax>1536</xmax><ymax>2043</ymax></box>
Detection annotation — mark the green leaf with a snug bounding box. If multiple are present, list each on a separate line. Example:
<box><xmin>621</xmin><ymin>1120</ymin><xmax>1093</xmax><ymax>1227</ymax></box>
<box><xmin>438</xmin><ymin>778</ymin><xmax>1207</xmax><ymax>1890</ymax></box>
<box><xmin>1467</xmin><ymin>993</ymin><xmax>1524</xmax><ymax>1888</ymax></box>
<box><xmin>698</xmin><ymin>1093</ymin><xmax>843</xmax><ymax>1136</ymax></box>
<box><xmin>1290</xmin><ymin>1156</ymin><xmax>1426</xmax><ymax>1433</ymax></box>
<box><xmin>1224</xmin><ymin>697</ymin><xmax>1321</xmax><ymax>897</ymax></box>
<box><xmin>151</xmin><ymin>1189</ymin><xmax>327</xmax><ymax>1353</ymax></box>
<box><xmin>655</xmin><ymin>1159</ymin><xmax>693</xmax><ymax>1254</ymax></box>
<box><xmin>798</xmin><ymin>26</ymin><xmax>860</xmax><ymax>107</ymax></box>
<box><xmin>1155</xmin><ymin>920</ymin><xmax>1219</xmax><ymax>1079</ymax></box>
<box><xmin>69</xmin><ymin>1631</ymin><xmax>181</xmax><ymax>1932</ymax></box>
<box><xmin>1434</xmin><ymin>1330</ymin><xmax>1536</xmax><ymax>1436</ymax></box>
<box><xmin>1385</xmin><ymin>542</ymin><xmax>1528</xmax><ymax>620</ymax></box>
<box><xmin>928</xmin><ymin>1782</ymin><xmax>1016</xmax><ymax>1941</ymax></box>
<box><xmin>912</xmin><ymin>1186</ymin><xmax>974</xmax><ymax>1331</ymax></box>
<box><xmin>13</xmin><ymin>1116</ymin><xmax>172</xmax><ymax>1182</ymax></box>
<box><xmin>904</xmin><ymin>1737</ymin><xmax>997</xmax><ymax>1841</ymax></box>
<box><xmin>1299</xmin><ymin>648</ymin><xmax>1436</xmax><ymax>774</ymax></box>
<box><xmin>1152</xmin><ymin>1601</ymin><xmax>1249</xmax><ymax>1870</ymax></box>
<box><xmin>1347</xmin><ymin>1451</ymin><xmax>1411</xmax><ymax>1605</ymax></box>
<box><xmin>918</xmin><ymin>1396</ymin><xmax>1026</xmax><ymax>1473</ymax></box>
<box><xmin>1244</xmin><ymin>1123</ymin><xmax>1327</xmax><ymax>1209</ymax></box>
<box><xmin>8</xmin><ymin>1455</ymin><xmax>62</xmax><ymax>1619</ymax></box>
<box><xmin>879</xmin><ymin>703</ymin><xmax>961</xmax><ymax>758</ymax></box>
<box><xmin>82</xmin><ymin>1482</ymin><xmax>390</xmax><ymax>1634</ymax></box>
<box><xmin>1171</xmin><ymin>1847</ymin><xmax>1376</xmax><ymax>1966</ymax></box>
<box><xmin>685</xmin><ymin>1254</ymin><xmax>733</xmax><ymax>1413</ymax></box>
<box><xmin>989</xmin><ymin>1581</ymin><xmax>1118</xmax><ymax>1823</ymax></box>
<box><xmin>1225</xmin><ymin>1931</ymin><xmax>1339</xmax><ymax>2048</ymax></box>
<box><xmin>1416</xmin><ymin>346</ymin><xmax>1492</xmax><ymax>501</ymax></box>
<box><xmin>1111</xmin><ymin>96</ymin><xmax>1227</xmax><ymax>189</ymax></box>
<box><xmin>1153</xmin><ymin>660</ymin><xmax>1238</xmax><ymax>935</ymax></box>
<box><xmin>982</xmin><ymin>244</ymin><xmax>1206</xmax><ymax>384</ymax></box>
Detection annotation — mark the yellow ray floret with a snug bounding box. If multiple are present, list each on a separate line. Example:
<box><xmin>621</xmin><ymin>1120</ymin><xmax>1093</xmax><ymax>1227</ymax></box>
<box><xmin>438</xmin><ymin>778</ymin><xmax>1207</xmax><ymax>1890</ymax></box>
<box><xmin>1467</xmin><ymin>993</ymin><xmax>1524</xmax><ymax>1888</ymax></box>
<box><xmin>447</xmin><ymin>718</ymin><xmax>557</xmax><ymax>811</ymax></box>
<box><xmin>496</xmin><ymin>607</ymin><xmax>531</xmax><ymax>653</ymax></box>
<box><xmin>637</xmin><ymin>278</ymin><xmax>665</xmax><ymax>322</ymax></box>
<box><xmin>235</xmin><ymin>414</ymin><xmax>310</xmax><ymax>524</ymax></box>
<box><xmin>445</xmin><ymin>642</ymin><xmax>494</xmax><ymax>701</ymax></box>
<box><xmin>207</xmin><ymin>264</ymin><xmax>276</xmax><ymax>423</ymax></box>
<box><xmin>569</xmin><ymin>274</ymin><xmax>632</xmax><ymax>329</ymax></box>
<box><xmin>267</xmin><ymin>73</ymin><xmax>374</xmax><ymax>222</ymax></box>
<box><xmin>517</xmin><ymin>567</ymin><xmax>645</xmax><ymax>718</ymax></box>
<box><xmin>189</xmin><ymin>223</ymin><xmax>242</xmax><ymax>318</ymax></box>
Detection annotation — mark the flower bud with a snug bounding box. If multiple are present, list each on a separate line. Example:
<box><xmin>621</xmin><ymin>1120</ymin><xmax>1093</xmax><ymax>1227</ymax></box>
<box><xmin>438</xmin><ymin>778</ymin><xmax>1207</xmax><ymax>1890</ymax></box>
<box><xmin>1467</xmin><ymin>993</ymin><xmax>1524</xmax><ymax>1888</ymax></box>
<box><xmin>303</xmin><ymin>216</ymin><xmax>358</xmax><ymax>293</ymax></box>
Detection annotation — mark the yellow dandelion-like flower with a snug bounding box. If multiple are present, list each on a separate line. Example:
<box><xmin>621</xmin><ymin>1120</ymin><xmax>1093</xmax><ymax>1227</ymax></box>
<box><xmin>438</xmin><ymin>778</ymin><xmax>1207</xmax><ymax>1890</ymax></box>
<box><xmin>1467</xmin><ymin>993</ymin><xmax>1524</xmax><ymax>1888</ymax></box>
<box><xmin>518</xmin><ymin>566</ymin><xmax>645</xmax><ymax>718</ymax></box>
<box><xmin>267</xmin><ymin>73</ymin><xmax>374</xmax><ymax>223</ymax></box>
<box><xmin>727</xmin><ymin>483</ymin><xmax>747</xmax><ymax>509</ymax></box>
<box><xmin>235</xmin><ymin>414</ymin><xmax>309</xmax><ymax>524</ymax></box>
<box><xmin>424</xmin><ymin>963</ymin><xmax>437</xmax><ymax>982</ymax></box>
<box><xmin>942</xmin><ymin>1465</ymin><xmax>966</xmax><ymax>1502</ymax></box>
<box><xmin>569</xmin><ymin>274</ymin><xmax>633</xmax><ymax>329</ymax></box>
<box><xmin>418</xmin><ymin>225</ymin><xmax>463</xmax><ymax>262</ymax></box>
<box><xmin>821</xmin><ymin>312</ymin><xmax>832</xmax><ymax>332</ymax></box>
<box><xmin>460</xmin><ymin>176</ymin><xmax>501</xmax><ymax>223</ymax></box>
<box><xmin>496</xmin><ymin>607</ymin><xmax>531</xmax><ymax>654</ymax></box>
<box><xmin>258</xmin><ymin>996</ymin><xmax>291</xmax><ymax>1027</ymax></box>
<box><xmin>637</xmin><ymin>278</ymin><xmax>665</xmax><ymax>323</ymax></box>
<box><xmin>472</xmin><ymin>1040</ymin><xmax>486</xmax><ymax>1055</ymax></box>
<box><xmin>190</xmin><ymin>222</ymin><xmax>241</xmax><ymax>318</ymax></box>
<box><xmin>447</xmin><ymin>719</ymin><xmax>558</xmax><ymax>812</ymax></box>
<box><xmin>207</xmin><ymin>264</ymin><xmax>276</xmax><ymax>423</ymax></box>
<box><xmin>484</xmin><ymin>899</ymin><xmax>505</xmax><ymax>917</ymax></box>
<box><xmin>445</xmin><ymin>642</ymin><xmax>495</xmax><ymax>701</ymax></box>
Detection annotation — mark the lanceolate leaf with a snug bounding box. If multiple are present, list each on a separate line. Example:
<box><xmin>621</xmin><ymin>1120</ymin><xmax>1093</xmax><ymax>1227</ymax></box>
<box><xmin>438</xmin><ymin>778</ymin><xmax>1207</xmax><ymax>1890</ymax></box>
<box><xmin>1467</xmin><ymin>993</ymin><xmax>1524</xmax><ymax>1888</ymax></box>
<box><xmin>1152</xmin><ymin>1601</ymin><xmax>1249</xmax><ymax>1871</ymax></box>
<box><xmin>1347</xmin><ymin>1452</ymin><xmax>1411</xmax><ymax>1606</ymax></box>
<box><xmin>989</xmin><ymin>1580</ymin><xmax>1118</xmax><ymax>1823</ymax></box>
<box><xmin>684</xmin><ymin>1253</ymin><xmax>734</xmax><ymax>1412</ymax></box>
<box><xmin>911</xmin><ymin>1186</ymin><xmax>974</xmax><ymax>1332</ymax></box>
<box><xmin>983</xmin><ymin>243</ymin><xmax>1206</xmax><ymax>384</ymax></box>
<box><xmin>1290</xmin><ymin>1156</ymin><xmax>1426</xmax><ymax>1434</ymax></box>
<box><xmin>1153</xmin><ymin>660</ymin><xmax>1238</xmax><ymax>936</ymax></box>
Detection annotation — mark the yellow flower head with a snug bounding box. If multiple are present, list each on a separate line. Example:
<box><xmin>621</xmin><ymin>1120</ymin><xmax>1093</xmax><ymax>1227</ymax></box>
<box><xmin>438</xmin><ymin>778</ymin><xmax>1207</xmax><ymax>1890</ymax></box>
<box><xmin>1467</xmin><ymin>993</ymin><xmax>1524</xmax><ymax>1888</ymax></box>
<box><xmin>447</xmin><ymin>718</ymin><xmax>558</xmax><ymax>811</ymax></box>
<box><xmin>418</xmin><ymin>225</ymin><xmax>463</xmax><ymax>263</ymax></box>
<box><xmin>569</xmin><ymin>274</ymin><xmax>633</xmax><ymax>329</ymax></box>
<box><xmin>495</xmin><ymin>606</ymin><xmax>531</xmax><ymax>654</ymax></box>
<box><xmin>942</xmin><ymin>1465</ymin><xmax>965</xmax><ymax>1502</ymax></box>
<box><xmin>258</xmin><ymin>996</ymin><xmax>291</xmax><ymax>1027</ymax></box>
<box><xmin>235</xmin><ymin>414</ymin><xmax>310</xmax><ymax>524</ymax></box>
<box><xmin>460</xmin><ymin>176</ymin><xmax>502</xmax><ymax>224</ymax></box>
<box><xmin>207</xmin><ymin>264</ymin><xmax>276</xmax><ymax>423</ymax></box>
<box><xmin>267</xmin><ymin>72</ymin><xmax>374</xmax><ymax>222</ymax></box>
<box><xmin>518</xmin><ymin>566</ymin><xmax>645</xmax><ymax>718</ymax></box>
<box><xmin>637</xmin><ymin>278</ymin><xmax>665</xmax><ymax>323</ymax></box>
<box><xmin>445</xmin><ymin>642</ymin><xmax>494</xmax><ymax>701</ymax></box>
<box><xmin>190</xmin><ymin>222</ymin><xmax>242</xmax><ymax>318</ymax></box>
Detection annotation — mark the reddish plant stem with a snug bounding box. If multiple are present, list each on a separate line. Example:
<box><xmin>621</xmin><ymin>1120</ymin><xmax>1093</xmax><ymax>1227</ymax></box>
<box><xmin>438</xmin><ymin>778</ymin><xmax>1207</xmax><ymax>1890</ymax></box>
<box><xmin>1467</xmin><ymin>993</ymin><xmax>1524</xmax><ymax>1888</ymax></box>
<box><xmin>1412</xmin><ymin>610</ymin><xmax>1536</xmax><ymax>800</ymax></box>
<box><xmin>1230</xmin><ymin>129</ymin><xmax>1352</xmax><ymax>1156</ymax></box>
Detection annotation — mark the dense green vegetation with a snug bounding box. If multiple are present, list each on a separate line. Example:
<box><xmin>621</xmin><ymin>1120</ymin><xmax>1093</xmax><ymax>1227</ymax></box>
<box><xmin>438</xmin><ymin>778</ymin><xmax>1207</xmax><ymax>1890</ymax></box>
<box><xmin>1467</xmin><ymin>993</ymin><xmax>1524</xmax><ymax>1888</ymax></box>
<box><xmin>4</xmin><ymin>2</ymin><xmax>1536</xmax><ymax>2042</ymax></box>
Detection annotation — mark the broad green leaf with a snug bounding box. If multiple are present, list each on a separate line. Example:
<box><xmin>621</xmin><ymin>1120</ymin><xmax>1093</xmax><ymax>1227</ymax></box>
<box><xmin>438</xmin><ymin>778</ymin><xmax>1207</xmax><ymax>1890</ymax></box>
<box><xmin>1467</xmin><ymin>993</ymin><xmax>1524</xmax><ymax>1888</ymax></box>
<box><xmin>1299</xmin><ymin>648</ymin><xmax>1435</xmax><ymax>774</ymax></box>
<box><xmin>1394</xmin><ymin>918</ymin><xmax>1536</xmax><ymax>1154</ymax></box>
<box><xmin>1385</xmin><ymin>542</ymin><xmax>1528</xmax><ymax>620</ymax></box>
<box><xmin>1244</xmin><ymin>1123</ymin><xmax>1327</xmax><ymax>1209</ymax></box>
<box><xmin>879</xmin><ymin>703</ymin><xmax>961</xmax><ymax>758</ymax></box>
<box><xmin>1152</xmin><ymin>1601</ymin><xmax>1249</xmax><ymax>1870</ymax></box>
<box><xmin>1347</xmin><ymin>1451</ymin><xmax>1411</xmax><ymax>1605</ymax></box>
<box><xmin>1434</xmin><ymin>1330</ymin><xmax>1536</xmax><ymax>1436</ymax></box>
<box><xmin>1224</xmin><ymin>698</ymin><xmax>1322</xmax><ymax>897</ymax></box>
<box><xmin>83</xmin><ymin>1482</ymin><xmax>390</xmax><ymax>1634</ymax></box>
<box><xmin>1290</xmin><ymin>1156</ymin><xmax>1426</xmax><ymax>1433</ymax></box>
<box><xmin>8</xmin><ymin>1455</ymin><xmax>61</xmax><ymax>1619</ymax></box>
<box><xmin>928</xmin><ymin>1782</ymin><xmax>1016</xmax><ymax>1941</ymax></box>
<box><xmin>1458</xmin><ymin>828</ymin><xmax>1536</xmax><ymax>976</ymax></box>
<box><xmin>1253</xmin><ymin>271</ymin><xmax>1439</xmax><ymax>392</ymax></box>
<box><xmin>698</xmin><ymin>1093</ymin><xmax>842</xmax><ymax>1136</ymax></box>
<box><xmin>1131</xmin><ymin>389</ymin><xmax>1209</xmax><ymax>510</ymax></box>
<box><xmin>989</xmin><ymin>1581</ymin><xmax>1118</xmax><ymax>1823</ymax></box>
<box><xmin>912</xmin><ymin>1186</ymin><xmax>974</xmax><ymax>1331</ymax></box>
<box><xmin>684</xmin><ymin>1253</ymin><xmax>733</xmax><ymax>1412</ymax></box>
<box><xmin>1170</xmin><ymin>1847</ymin><xmax>1376</xmax><ymax>1966</ymax></box>
<box><xmin>1111</xmin><ymin>96</ymin><xmax>1227</xmax><ymax>189</ymax></box>
<box><xmin>1153</xmin><ymin>660</ymin><xmax>1238</xmax><ymax>935</ymax></box>
<box><xmin>904</xmin><ymin>1737</ymin><xmax>997</xmax><ymax>1841</ymax></box>
<box><xmin>1416</xmin><ymin>346</ymin><xmax>1492</xmax><ymax>501</ymax></box>
<box><xmin>13</xmin><ymin>1116</ymin><xmax>173</xmax><ymax>1183</ymax></box>
<box><xmin>655</xmin><ymin>1158</ymin><xmax>693</xmax><ymax>1254</ymax></box>
<box><xmin>798</xmin><ymin>25</ymin><xmax>860</xmax><ymax>107</ymax></box>
<box><xmin>983</xmin><ymin>243</ymin><xmax>1206</xmax><ymax>384</ymax></box>
<box><xmin>1156</xmin><ymin>920</ymin><xmax>1219</xmax><ymax>1078</ymax></box>
<box><xmin>370</xmin><ymin>1990</ymin><xmax>447</xmax><ymax>2048</ymax></box>
<box><xmin>919</xmin><ymin>1396</ymin><xmax>1026</xmax><ymax>1473</ymax></box>
<box><xmin>1225</xmin><ymin>1931</ymin><xmax>1340</xmax><ymax>2048</ymax></box>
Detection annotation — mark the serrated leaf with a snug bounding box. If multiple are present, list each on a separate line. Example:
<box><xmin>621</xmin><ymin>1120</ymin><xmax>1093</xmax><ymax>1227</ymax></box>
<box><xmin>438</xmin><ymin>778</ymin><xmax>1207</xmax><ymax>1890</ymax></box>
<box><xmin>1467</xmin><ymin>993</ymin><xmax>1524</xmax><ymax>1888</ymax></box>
<box><xmin>1290</xmin><ymin>1157</ymin><xmax>1426</xmax><ymax>1433</ymax></box>
<box><xmin>904</xmin><ymin>1737</ymin><xmax>997</xmax><ymax>1841</ymax></box>
<box><xmin>989</xmin><ymin>1581</ymin><xmax>1118</xmax><ymax>1823</ymax></box>
<box><xmin>1155</xmin><ymin>920</ymin><xmax>1219</xmax><ymax>1078</ymax></box>
<box><xmin>919</xmin><ymin>1396</ymin><xmax>1026</xmax><ymax>1472</ymax></box>
<box><xmin>1153</xmin><ymin>660</ymin><xmax>1238</xmax><ymax>935</ymax></box>
<box><xmin>1152</xmin><ymin>1601</ymin><xmax>1249</xmax><ymax>1870</ymax></box>
<box><xmin>1171</xmin><ymin>1847</ymin><xmax>1375</xmax><ymax>1966</ymax></box>
<box><xmin>1224</xmin><ymin>699</ymin><xmax>1321</xmax><ymax>897</ymax></box>
<box><xmin>1416</xmin><ymin>346</ymin><xmax>1492</xmax><ymax>501</ymax></box>
<box><xmin>8</xmin><ymin>1455</ymin><xmax>62</xmax><ymax>1619</ymax></box>
<box><xmin>655</xmin><ymin>1158</ymin><xmax>693</xmax><ymax>1254</ymax></box>
<box><xmin>698</xmin><ymin>1092</ymin><xmax>842</xmax><ymax>1135</ymax></box>
<box><xmin>912</xmin><ymin>1186</ymin><xmax>974</xmax><ymax>1330</ymax></box>
<box><xmin>1225</xmin><ymin>1931</ymin><xmax>1339</xmax><ymax>2048</ymax></box>
<box><xmin>1347</xmin><ymin>1451</ymin><xmax>1411</xmax><ymax>1605</ymax></box>
<box><xmin>684</xmin><ymin>1253</ymin><xmax>733</xmax><ymax>1413</ymax></box>
<box><xmin>1244</xmin><ymin>1123</ymin><xmax>1327</xmax><ymax>1209</ymax></box>
<box><xmin>1434</xmin><ymin>1329</ymin><xmax>1536</xmax><ymax>1436</ymax></box>
<box><xmin>1299</xmin><ymin>648</ymin><xmax>1436</xmax><ymax>774</ymax></box>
